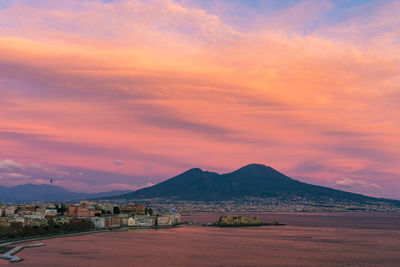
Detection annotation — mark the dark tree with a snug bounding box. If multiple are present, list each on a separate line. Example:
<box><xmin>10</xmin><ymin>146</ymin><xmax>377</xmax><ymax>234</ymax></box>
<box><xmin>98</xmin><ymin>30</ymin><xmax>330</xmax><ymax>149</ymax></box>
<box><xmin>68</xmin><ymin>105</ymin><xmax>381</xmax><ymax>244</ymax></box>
<box><xmin>113</xmin><ymin>206</ymin><xmax>120</xmax><ymax>214</ymax></box>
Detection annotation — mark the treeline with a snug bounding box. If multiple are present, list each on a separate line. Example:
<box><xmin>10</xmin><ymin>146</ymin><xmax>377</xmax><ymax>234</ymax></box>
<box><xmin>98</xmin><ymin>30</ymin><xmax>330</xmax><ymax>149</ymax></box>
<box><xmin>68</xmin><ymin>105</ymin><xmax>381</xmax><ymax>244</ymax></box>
<box><xmin>0</xmin><ymin>220</ymin><xmax>94</xmax><ymax>240</ymax></box>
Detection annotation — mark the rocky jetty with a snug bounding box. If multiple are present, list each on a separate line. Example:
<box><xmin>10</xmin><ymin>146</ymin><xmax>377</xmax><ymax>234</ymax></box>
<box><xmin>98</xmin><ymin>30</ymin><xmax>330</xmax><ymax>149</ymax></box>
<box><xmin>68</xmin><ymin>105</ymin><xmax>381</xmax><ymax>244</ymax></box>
<box><xmin>0</xmin><ymin>243</ymin><xmax>45</xmax><ymax>262</ymax></box>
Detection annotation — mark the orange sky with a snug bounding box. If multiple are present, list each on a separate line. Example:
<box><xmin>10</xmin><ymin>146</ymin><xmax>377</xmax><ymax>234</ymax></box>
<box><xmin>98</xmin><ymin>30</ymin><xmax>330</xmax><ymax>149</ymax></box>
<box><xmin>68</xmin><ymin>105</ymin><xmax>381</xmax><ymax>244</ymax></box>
<box><xmin>0</xmin><ymin>0</ymin><xmax>399</xmax><ymax>198</ymax></box>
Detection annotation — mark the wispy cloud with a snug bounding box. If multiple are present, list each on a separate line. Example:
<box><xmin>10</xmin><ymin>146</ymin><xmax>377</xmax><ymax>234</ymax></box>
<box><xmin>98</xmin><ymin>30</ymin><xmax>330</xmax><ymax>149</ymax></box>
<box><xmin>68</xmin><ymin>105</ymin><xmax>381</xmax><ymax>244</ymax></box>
<box><xmin>0</xmin><ymin>0</ymin><xmax>399</xmax><ymax>198</ymax></box>
<box><xmin>113</xmin><ymin>160</ymin><xmax>125</xmax><ymax>165</ymax></box>
<box><xmin>0</xmin><ymin>159</ymin><xmax>23</xmax><ymax>171</ymax></box>
<box><xmin>335</xmin><ymin>178</ymin><xmax>382</xmax><ymax>189</ymax></box>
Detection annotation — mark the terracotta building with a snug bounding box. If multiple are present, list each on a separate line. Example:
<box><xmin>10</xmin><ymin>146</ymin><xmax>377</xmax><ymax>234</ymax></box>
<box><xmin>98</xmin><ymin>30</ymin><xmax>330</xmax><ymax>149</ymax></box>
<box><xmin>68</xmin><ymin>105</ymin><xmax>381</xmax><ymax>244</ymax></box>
<box><xmin>65</xmin><ymin>204</ymin><xmax>101</xmax><ymax>218</ymax></box>
<box><xmin>105</xmin><ymin>217</ymin><xmax>121</xmax><ymax>228</ymax></box>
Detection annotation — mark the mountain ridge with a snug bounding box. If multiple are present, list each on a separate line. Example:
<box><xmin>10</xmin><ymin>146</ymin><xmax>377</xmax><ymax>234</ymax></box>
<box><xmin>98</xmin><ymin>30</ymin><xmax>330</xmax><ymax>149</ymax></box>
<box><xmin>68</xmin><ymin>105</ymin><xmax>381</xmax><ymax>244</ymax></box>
<box><xmin>108</xmin><ymin>163</ymin><xmax>399</xmax><ymax>204</ymax></box>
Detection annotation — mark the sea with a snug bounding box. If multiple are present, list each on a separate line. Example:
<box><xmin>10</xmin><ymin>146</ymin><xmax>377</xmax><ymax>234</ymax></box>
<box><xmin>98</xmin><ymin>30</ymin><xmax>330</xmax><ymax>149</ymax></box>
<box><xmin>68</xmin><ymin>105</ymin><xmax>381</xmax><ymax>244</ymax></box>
<box><xmin>3</xmin><ymin>212</ymin><xmax>400</xmax><ymax>266</ymax></box>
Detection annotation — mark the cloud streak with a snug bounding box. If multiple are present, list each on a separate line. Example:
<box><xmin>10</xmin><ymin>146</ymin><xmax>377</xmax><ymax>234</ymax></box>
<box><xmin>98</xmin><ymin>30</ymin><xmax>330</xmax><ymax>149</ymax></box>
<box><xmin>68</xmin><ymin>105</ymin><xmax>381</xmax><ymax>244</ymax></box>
<box><xmin>335</xmin><ymin>178</ymin><xmax>382</xmax><ymax>189</ymax></box>
<box><xmin>113</xmin><ymin>160</ymin><xmax>125</xmax><ymax>165</ymax></box>
<box><xmin>0</xmin><ymin>159</ymin><xmax>24</xmax><ymax>171</ymax></box>
<box><xmin>0</xmin><ymin>0</ymin><xmax>399</xmax><ymax>198</ymax></box>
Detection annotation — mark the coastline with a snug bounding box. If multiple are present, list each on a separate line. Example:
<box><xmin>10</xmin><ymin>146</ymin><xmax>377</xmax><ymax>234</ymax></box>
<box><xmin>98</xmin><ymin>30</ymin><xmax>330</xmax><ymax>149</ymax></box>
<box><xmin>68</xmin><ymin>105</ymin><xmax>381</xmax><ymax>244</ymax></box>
<box><xmin>2</xmin><ymin>216</ymin><xmax>400</xmax><ymax>267</ymax></box>
<box><xmin>4</xmin><ymin>211</ymin><xmax>394</xmax><ymax>246</ymax></box>
<box><xmin>0</xmin><ymin>229</ymin><xmax>110</xmax><ymax>247</ymax></box>
<box><xmin>2</xmin><ymin>212</ymin><xmax>400</xmax><ymax>264</ymax></box>
<box><xmin>1</xmin><ymin>213</ymin><xmax>400</xmax><ymax>266</ymax></box>
<box><xmin>0</xmin><ymin>224</ymin><xmax>184</xmax><ymax>247</ymax></box>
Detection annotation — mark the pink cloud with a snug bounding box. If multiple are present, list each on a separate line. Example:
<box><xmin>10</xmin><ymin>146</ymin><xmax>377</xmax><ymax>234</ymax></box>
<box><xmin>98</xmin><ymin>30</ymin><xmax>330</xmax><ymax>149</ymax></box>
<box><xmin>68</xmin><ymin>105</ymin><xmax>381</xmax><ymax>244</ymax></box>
<box><xmin>0</xmin><ymin>159</ymin><xmax>24</xmax><ymax>170</ymax></box>
<box><xmin>0</xmin><ymin>0</ymin><xmax>399</xmax><ymax>198</ymax></box>
<box><xmin>335</xmin><ymin>178</ymin><xmax>382</xmax><ymax>189</ymax></box>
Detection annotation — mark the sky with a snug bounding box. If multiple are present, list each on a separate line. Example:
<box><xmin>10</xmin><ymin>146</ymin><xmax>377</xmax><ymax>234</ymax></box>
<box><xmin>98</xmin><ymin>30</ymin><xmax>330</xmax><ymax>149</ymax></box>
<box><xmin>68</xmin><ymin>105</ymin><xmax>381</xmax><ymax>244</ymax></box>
<box><xmin>0</xmin><ymin>0</ymin><xmax>399</xmax><ymax>198</ymax></box>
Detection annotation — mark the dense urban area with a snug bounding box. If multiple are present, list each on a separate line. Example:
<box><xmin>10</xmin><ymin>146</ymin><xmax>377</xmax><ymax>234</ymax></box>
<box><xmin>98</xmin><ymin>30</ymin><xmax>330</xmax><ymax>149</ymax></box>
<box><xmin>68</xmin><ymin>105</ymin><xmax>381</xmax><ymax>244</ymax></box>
<box><xmin>142</xmin><ymin>197</ymin><xmax>400</xmax><ymax>213</ymax></box>
<box><xmin>0</xmin><ymin>201</ymin><xmax>181</xmax><ymax>240</ymax></box>
<box><xmin>1</xmin><ymin>196</ymin><xmax>400</xmax><ymax>241</ymax></box>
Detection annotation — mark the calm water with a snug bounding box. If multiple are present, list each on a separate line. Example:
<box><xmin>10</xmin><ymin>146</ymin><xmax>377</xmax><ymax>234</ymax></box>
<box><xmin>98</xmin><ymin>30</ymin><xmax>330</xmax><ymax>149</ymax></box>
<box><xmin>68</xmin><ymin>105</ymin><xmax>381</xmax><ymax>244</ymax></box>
<box><xmin>3</xmin><ymin>213</ymin><xmax>400</xmax><ymax>266</ymax></box>
<box><xmin>182</xmin><ymin>212</ymin><xmax>400</xmax><ymax>230</ymax></box>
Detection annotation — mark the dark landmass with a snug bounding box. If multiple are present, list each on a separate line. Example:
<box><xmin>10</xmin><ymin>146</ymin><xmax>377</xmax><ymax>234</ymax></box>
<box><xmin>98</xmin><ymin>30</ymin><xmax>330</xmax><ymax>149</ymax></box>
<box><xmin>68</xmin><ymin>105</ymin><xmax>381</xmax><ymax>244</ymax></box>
<box><xmin>0</xmin><ymin>184</ymin><xmax>131</xmax><ymax>203</ymax></box>
<box><xmin>213</xmin><ymin>215</ymin><xmax>282</xmax><ymax>227</ymax></box>
<box><xmin>217</xmin><ymin>215</ymin><xmax>262</xmax><ymax>226</ymax></box>
<box><xmin>107</xmin><ymin>164</ymin><xmax>400</xmax><ymax>208</ymax></box>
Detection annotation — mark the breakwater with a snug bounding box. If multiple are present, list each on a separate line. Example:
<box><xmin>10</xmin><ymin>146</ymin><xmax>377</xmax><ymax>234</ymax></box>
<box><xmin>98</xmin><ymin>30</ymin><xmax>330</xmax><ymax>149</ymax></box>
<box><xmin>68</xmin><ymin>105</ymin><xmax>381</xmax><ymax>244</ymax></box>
<box><xmin>0</xmin><ymin>243</ymin><xmax>45</xmax><ymax>262</ymax></box>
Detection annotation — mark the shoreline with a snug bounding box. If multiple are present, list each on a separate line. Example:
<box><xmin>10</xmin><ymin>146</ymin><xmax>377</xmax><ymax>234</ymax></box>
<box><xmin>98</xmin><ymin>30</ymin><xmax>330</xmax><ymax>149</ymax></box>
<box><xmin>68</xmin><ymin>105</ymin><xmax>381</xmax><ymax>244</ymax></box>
<box><xmin>0</xmin><ymin>224</ymin><xmax>184</xmax><ymax>247</ymax></box>
<box><xmin>0</xmin><ymin>229</ymin><xmax>110</xmax><ymax>247</ymax></box>
<box><xmin>1</xmin><ymin>215</ymin><xmax>399</xmax><ymax>266</ymax></box>
<box><xmin>0</xmin><ymin>223</ymin><xmax>278</xmax><ymax>263</ymax></box>
<box><xmin>2</xmin><ymin>211</ymin><xmax>399</xmax><ymax>248</ymax></box>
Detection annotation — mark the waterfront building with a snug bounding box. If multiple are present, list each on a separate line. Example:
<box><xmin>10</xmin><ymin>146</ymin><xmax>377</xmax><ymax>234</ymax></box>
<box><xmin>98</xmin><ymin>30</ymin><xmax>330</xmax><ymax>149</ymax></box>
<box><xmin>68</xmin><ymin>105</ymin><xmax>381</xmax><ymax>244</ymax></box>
<box><xmin>133</xmin><ymin>214</ymin><xmax>153</xmax><ymax>227</ymax></box>
<box><xmin>156</xmin><ymin>213</ymin><xmax>181</xmax><ymax>226</ymax></box>
<box><xmin>90</xmin><ymin>217</ymin><xmax>106</xmax><ymax>229</ymax></box>
<box><xmin>104</xmin><ymin>217</ymin><xmax>121</xmax><ymax>228</ymax></box>
<box><xmin>119</xmin><ymin>214</ymin><xmax>130</xmax><ymax>227</ymax></box>
<box><xmin>127</xmin><ymin>217</ymin><xmax>135</xmax><ymax>226</ymax></box>
<box><xmin>0</xmin><ymin>201</ymin><xmax>181</xmax><ymax>235</ymax></box>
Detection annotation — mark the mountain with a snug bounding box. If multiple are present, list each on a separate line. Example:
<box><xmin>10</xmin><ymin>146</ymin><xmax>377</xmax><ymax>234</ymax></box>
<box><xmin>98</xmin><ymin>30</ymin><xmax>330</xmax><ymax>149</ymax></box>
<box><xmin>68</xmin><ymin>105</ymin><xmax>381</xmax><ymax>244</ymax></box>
<box><xmin>0</xmin><ymin>184</ymin><xmax>131</xmax><ymax>203</ymax></box>
<box><xmin>109</xmin><ymin>164</ymin><xmax>399</xmax><ymax>205</ymax></box>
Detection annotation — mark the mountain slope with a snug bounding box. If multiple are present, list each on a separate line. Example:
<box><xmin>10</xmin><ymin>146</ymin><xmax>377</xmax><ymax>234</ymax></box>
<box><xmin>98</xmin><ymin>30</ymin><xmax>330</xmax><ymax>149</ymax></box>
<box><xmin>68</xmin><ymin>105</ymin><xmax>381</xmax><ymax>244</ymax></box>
<box><xmin>0</xmin><ymin>184</ymin><xmax>131</xmax><ymax>203</ymax></box>
<box><xmin>110</xmin><ymin>164</ymin><xmax>398</xmax><ymax>204</ymax></box>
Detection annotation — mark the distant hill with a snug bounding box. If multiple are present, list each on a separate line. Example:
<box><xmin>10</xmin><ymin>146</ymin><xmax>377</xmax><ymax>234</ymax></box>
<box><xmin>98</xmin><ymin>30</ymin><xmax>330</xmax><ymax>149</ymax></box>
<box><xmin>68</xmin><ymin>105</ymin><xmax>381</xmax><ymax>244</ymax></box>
<box><xmin>109</xmin><ymin>164</ymin><xmax>399</xmax><ymax>205</ymax></box>
<box><xmin>0</xmin><ymin>184</ymin><xmax>131</xmax><ymax>203</ymax></box>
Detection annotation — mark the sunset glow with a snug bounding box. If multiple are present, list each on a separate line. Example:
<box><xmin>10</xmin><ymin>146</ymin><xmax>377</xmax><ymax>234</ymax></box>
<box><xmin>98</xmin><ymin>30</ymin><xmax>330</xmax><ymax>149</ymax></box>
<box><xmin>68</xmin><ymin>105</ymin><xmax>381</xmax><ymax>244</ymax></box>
<box><xmin>1</xmin><ymin>0</ymin><xmax>399</xmax><ymax>198</ymax></box>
